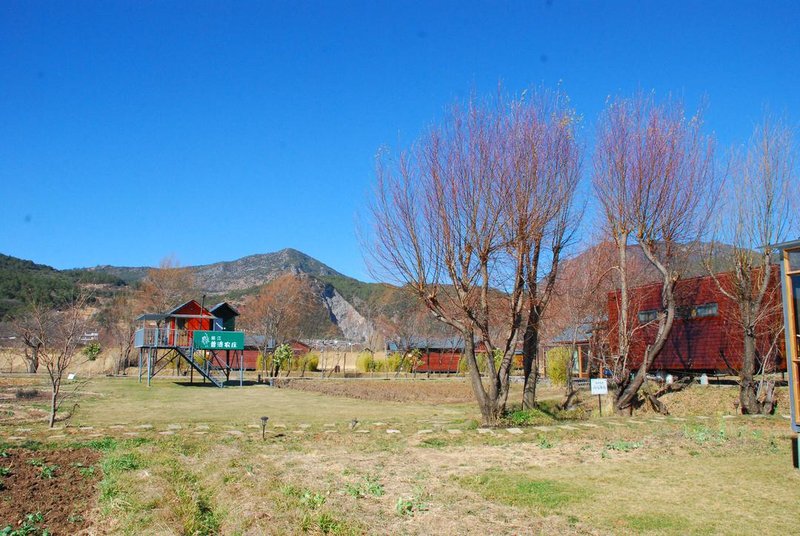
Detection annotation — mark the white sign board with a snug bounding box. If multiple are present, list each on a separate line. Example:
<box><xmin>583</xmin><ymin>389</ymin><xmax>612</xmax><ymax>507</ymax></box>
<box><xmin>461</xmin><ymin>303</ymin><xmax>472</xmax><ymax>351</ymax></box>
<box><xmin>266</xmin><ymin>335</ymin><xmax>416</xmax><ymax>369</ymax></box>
<box><xmin>590</xmin><ymin>378</ymin><xmax>608</xmax><ymax>395</ymax></box>
<box><xmin>67</xmin><ymin>373</ymin><xmax>76</xmax><ymax>381</ymax></box>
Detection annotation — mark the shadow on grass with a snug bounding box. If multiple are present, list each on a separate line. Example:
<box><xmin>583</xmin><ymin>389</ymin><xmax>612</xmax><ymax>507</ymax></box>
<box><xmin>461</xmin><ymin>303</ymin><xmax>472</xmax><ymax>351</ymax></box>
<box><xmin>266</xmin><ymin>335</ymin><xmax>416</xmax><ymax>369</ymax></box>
<box><xmin>172</xmin><ymin>380</ymin><xmax>262</xmax><ymax>388</ymax></box>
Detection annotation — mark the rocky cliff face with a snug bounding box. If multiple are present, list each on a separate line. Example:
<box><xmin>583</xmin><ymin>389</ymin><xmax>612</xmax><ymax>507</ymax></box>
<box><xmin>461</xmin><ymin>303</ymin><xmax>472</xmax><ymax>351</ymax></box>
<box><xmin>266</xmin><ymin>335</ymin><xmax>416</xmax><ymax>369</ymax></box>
<box><xmin>321</xmin><ymin>285</ymin><xmax>371</xmax><ymax>341</ymax></box>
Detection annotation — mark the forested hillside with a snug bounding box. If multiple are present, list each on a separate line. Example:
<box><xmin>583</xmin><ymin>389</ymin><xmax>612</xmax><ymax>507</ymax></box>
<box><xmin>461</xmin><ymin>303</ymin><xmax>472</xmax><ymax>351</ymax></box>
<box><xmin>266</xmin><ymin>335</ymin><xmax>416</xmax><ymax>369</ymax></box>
<box><xmin>0</xmin><ymin>254</ymin><xmax>125</xmax><ymax>318</ymax></box>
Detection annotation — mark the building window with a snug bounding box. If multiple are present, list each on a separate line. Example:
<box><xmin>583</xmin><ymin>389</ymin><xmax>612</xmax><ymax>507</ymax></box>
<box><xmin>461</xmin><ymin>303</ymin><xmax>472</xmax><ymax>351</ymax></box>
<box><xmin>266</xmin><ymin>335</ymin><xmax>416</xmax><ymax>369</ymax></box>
<box><xmin>638</xmin><ymin>310</ymin><xmax>658</xmax><ymax>323</ymax></box>
<box><xmin>677</xmin><ymin>303</ymin><xmax>719</xmax><ymax>319</ymax></box>
<box><xmin>694</xmin><ymin>303</ymin><xmax>718</xmax><ymax>317</ymax></box>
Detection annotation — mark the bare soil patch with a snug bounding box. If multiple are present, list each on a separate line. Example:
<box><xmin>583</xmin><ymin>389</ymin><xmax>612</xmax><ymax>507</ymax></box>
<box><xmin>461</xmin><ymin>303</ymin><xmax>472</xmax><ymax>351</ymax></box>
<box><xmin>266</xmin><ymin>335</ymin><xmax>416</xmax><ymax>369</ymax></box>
<box><xmin>0</xmin><ymin>447</ymin><xmax>101</xmax><ymax>535</ymax></box>
<box><xmin>635</xmin><ymin>384</ymin><xmax>790</xmax><ymax>416</ymax></box>
<box><xmin>0</xmin><ymin>380</ymin><xmax>51</xmax><ymax>425</ymax></box>
<box><xmin>282</xmin><ymin>378</ymin><xmax>477</xmax><ymax>404</ymax></box>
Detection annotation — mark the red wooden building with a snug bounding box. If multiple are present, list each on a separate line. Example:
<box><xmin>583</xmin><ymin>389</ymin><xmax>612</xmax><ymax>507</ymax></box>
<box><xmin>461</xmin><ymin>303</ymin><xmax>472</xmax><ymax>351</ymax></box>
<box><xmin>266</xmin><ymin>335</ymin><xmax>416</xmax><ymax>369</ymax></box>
<box><xmin>241</xmin><ymin>337</ymin><xmax>312</xmax><ymax>370</ymax></box>
<box><xmin>606</xmin><ymin>268</ymin><xmax>785</xmax><ymax>374</ymax></box>
<box><xmin>416</xmin><ymin>349</ymin><xmax>463</xmax><ymax>373</ymax></box>
<box><xmin>412</xmin><ymin>340</ymin><xmax>523</xmax><ymax>373</ymax></box>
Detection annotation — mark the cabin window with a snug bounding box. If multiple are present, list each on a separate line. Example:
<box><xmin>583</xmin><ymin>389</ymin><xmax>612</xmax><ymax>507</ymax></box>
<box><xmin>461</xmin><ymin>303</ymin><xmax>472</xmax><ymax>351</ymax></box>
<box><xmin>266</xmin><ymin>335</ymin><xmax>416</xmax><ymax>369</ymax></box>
<box><xmin>638</xmin><ymin>310</ymin><xmax>658</xmax><ymax>323</ymax></box>
<box><xmin>694</xmin><ymin>303</ymin><xmax>718</xmax><ymax>317</ymax></box>
<box><xmin>789</xmin><ymin>249</ymin><xmax>800</xmax><ymax>272</ymax></box>
<box><xmin>677</xmin><ymin>303</ymin><xmax>718</xmax><ymax>319</ymax></box>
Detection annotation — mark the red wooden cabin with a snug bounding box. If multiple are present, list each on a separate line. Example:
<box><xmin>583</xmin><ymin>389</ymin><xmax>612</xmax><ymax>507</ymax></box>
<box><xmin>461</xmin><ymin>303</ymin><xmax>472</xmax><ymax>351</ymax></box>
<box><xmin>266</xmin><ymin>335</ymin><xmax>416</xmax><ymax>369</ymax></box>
<box><xmin>416</xmin><ymin>349</ymin><xmax>463</xmax><ymax>373</ymax></box>
<box><xmin>606</xmin><ymin>268</ymin><xmax>785</xmax><ymax>374</ymax></box>
<box><xmin>241</xmin><ymin>338</ymin><xmax>313</xmax><ymax>370</ymax></box>
<box><xmin>165</xmin><ymin>300</ymin><xmax>214</xmax><ymax>346</ymax></box>
<box><xmin>412</xmin><ymin>340</ymin><xmax>523</xmax><ymax>373</ymax></box>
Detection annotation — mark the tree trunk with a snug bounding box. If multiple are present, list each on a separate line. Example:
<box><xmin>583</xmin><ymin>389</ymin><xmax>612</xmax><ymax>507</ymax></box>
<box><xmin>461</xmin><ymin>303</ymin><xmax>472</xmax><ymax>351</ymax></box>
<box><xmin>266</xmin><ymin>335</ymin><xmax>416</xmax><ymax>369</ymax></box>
<box><xmin>26</xmin><ymin>346</ymin><xmax>39</xmax><ymax>374</ymax></box>
<box><xmin>615</xmin><ymin>292</ymin><xmax>676</xmax><ymax>413</ymax></box>
<box><xmin>461</xmin><ymin>335</ymin><xmax>505</xmax><ymax>426</ymax></box>
<box><xmin>521</xmin><ymin>307</ymin><xmax>541</xmax><ymax>409</ymax></box>
<box><xmin>49</xmin><ymin>387</ymin><xmax>58</xmax><ymax>428</ymax></box>
<box><xmin>739</xmin><ymin>329</ymin><xmax>762</xmax><ymax>414</ymax></box>
<box><xmin>561</xmin><ymin>352</ymin><xmax>577</xmax><ymax>410</ymax></box>
<box><xmin>615</xmin><ymin>243</ymin><xmax>677</xmax><ymax>414</ymax></box>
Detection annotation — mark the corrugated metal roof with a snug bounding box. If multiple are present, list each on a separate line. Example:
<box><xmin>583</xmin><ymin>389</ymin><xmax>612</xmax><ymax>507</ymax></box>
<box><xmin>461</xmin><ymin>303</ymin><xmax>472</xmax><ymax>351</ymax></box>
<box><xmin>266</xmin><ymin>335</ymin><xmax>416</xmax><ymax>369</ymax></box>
<box><xmin>550</xmin><ymin>323</ymin><xmax>595</xmax><ymax>344</ymax></box>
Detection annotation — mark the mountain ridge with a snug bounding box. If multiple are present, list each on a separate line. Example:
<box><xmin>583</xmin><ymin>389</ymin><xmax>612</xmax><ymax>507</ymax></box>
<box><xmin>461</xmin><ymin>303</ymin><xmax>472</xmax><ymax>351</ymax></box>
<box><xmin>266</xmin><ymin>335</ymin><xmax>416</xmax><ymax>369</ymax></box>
<box><xmin>83</xmin><ymin>247</ymin><xmax>348</xmax><ymax>294</ymax></box>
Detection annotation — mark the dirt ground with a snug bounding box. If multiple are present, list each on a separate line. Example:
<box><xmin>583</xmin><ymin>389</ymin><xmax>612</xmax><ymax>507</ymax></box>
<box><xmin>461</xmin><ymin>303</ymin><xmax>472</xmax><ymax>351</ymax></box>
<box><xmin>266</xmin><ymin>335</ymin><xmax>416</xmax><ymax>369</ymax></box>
<box><xmin>0</xmin><ymin>377</ymin><xmax>796</xmax><ymax>535</ymax></box>
<box><xmin>0</xmin><ymin>447</ymin><xmax>101</xmax><ymax>535</ymax></box>
<box><xmin>280</xmin><ymin>377</ymin><xmax>479</xmax><ymax>403</ymax></box>
<box><xmin>0</xmin><ymin>380</ymin><xmax>52</xmax><ymax>425</ymax></box>
<box><xmin>633</xmin><ymin>382</ymin><xmax>790</xmax><ymax>416</ymax></box>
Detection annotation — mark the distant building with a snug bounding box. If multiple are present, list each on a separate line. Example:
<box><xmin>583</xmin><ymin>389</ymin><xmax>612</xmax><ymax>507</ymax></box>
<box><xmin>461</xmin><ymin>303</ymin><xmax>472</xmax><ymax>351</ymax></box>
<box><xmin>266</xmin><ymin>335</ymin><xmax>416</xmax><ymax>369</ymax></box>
<box><xmin>542</xmin><ymin>323</ymin><xmax>599</xmax><ymax>380</ymax></box>
<box><xmin>241</xmin><ymin>337</ymin><xmax>312</xmax><ymax>370</ymax></box>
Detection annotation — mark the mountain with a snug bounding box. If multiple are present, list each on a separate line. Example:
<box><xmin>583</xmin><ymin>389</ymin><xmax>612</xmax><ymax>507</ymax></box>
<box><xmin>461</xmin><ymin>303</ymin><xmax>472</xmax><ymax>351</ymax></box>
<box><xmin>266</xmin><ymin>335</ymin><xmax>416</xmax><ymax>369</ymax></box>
<box><xmin>78</xmin><ymin>249</ymin><xmax>375</xmax><ymax>339</ymax></box>
<box><xmin>84</xmin><ymin>248</ymin><xmax>345</xmax><ymax>294</ymax></box>
<box><xmin>0</xmin><ymin>253</ymin><xmax>125</xmax><ymax>319</ymax></box>
<box><xmin>1</xmin><ymin>241</ymin><xmax>746</xmax><ymax>341</ymax></box>
<box><xmin>0</xmin><ymin>249</ymin><xmax>385</xmax><ymax>340</ymax></box>
<box><xmin>192</xmin><ymin>248</ymin><xmax>345</xmax><ymax>293</ymax></box>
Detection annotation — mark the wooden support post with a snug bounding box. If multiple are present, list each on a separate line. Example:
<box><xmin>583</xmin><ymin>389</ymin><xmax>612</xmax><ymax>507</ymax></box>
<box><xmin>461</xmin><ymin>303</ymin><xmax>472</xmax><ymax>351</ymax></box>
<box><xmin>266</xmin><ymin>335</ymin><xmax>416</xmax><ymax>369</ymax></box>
<box><xmin>147</xmin><ymin>348</ymin><xmax>152</xmax><ymax>387</ymax></box>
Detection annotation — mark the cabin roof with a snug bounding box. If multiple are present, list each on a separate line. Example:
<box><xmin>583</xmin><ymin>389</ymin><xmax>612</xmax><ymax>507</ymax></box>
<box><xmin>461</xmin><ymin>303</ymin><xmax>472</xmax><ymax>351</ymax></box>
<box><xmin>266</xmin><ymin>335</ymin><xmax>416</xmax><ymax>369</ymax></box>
<box><xmin>136</xmin><ymin>300</ymin><xmax>217</xmax><ymax>322</ymax></box>
<box><xmin>772</xmin><ymin>238</ymin><xmax>800</xmax><ymax>251</ymax></box>
<box><xmin>210</xmin><ymin>302</ymin><xmax>240</xmax><ymax>317</ymax></box>
<box><xmin>549</xmin><ymin>323</ymin><xmax>595</xmax><ymax>345</ymax></box>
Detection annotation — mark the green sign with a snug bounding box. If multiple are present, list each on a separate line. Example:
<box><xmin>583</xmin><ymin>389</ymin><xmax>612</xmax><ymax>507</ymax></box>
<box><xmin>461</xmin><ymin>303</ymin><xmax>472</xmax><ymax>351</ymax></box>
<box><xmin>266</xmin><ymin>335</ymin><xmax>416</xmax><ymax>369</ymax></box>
<box><xmin>193</xmin><ymin>330</ymin><xmax>245</xmax><ymax>351</ymax></box>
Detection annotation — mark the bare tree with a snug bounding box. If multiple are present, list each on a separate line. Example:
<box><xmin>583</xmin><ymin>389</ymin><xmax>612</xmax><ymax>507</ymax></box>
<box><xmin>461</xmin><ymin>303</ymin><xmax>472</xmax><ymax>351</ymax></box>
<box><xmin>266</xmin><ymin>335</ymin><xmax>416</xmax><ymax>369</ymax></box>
<box><xmin>545</xmin><ymin>239</ymin><xmax>615</xmax><ymax>408</ymax></box>
<box><xmin>239</xmin><ymin>273</ymin><xmax>315</xmax><ymax>377</ymax></box>
<box><xmin>99</xmin><ymin>289</ymin><xmax>140</xmax><ymax>375</ymax></box>
<box><xmin>11</xmin><ymin>312</ymin><xmax>43</xmax><ymax>373</ymax></box>
<box><xmin>593</xmin><ymin>93</ymin><xmax>716</xmax><ymax>414</ymax></box>
<box><xmin>510</xmin><ymin>93</ymin><xmax>582</xmax><ymax>409</ymax></box>
<box><xmin>707</xmin><ymin>115</ymin><xmax>797</xmax><ymax>414</ymax></box>
<box><xmin>368</xmin><ymin>88</ymin><xmax>580</xmax><ymax>425</ymax></box>
<box><xmin>137</xmin><ymin>256</ymin><xmax>197</xmax><ymax>313</ymax></box>
<box><xmin>25</xmin><ymin>292</ymin><xmax>90</xmax><ymax>427</ymax></box>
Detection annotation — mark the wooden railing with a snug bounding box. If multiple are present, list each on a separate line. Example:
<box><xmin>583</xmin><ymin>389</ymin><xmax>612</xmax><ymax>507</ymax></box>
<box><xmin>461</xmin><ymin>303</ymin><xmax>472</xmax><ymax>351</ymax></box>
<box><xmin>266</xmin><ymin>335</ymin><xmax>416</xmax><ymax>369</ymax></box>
<box><xmin>134</xmin><ymin>328</ymin><xmax>193</xmax><ymax>349</ymax></box>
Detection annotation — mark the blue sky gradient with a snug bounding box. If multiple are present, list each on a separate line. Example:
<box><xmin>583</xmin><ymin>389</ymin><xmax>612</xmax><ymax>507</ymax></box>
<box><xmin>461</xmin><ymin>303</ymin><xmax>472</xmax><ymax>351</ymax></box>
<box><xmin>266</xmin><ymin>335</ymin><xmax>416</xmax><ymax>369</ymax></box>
<box><xmin>1</xmin><ymin>1</ymin><xmax>798</xmax><ymax>280</ymax></box>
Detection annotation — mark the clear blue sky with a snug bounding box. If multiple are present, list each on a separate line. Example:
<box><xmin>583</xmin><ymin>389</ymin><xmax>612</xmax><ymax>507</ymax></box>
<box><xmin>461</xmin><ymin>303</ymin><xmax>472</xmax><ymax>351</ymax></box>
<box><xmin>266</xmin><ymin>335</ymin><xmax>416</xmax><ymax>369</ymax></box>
<box><xmin>1</xmin><ymin>1</ymin><xmax>798</xmax><ymax>280</ymax></box>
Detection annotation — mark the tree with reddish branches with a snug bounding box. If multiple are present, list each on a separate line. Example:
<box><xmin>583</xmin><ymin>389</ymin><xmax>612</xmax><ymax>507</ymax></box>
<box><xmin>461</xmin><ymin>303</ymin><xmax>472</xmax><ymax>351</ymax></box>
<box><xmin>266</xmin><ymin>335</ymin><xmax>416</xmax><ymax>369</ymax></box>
<box><xmin>593</xmin><ymin>93</ymin><xmax>717</xmax><ymax>414</ymax></box>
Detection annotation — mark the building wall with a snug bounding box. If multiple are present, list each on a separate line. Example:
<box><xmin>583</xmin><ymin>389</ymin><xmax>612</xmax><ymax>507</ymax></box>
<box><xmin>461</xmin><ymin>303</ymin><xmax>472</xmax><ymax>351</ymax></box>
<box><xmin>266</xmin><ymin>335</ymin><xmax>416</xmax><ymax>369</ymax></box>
<box><xmin>241</xmin><ymin>341</ymin><xmax>318</xmax><ymax>371</ymax></box>
<box><xmin>416</xmin><ymin>350</ymin><xmax>462</xmax><ymax>373</ymax></box>
<box><xmin>606</xmin><ymin>268</ymin><xmax>785</xmax><ymax>373</ymax></box>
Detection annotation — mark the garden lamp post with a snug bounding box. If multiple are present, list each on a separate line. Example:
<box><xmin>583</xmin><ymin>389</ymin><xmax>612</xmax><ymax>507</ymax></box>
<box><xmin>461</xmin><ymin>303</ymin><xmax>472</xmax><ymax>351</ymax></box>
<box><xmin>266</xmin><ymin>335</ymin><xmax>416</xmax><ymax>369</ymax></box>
<box><xmin>260</xmin><ymin>416</ymin><xmax>269</xmax><ymax>440</ymax></box>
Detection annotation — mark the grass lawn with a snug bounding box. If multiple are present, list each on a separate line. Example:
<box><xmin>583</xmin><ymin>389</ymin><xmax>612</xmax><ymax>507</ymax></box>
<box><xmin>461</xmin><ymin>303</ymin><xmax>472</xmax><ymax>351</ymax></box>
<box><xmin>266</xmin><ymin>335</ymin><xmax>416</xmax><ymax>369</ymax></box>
<box><xmin>1</xmin><ymin>376</ymin><xmax>798</xmax><ymax>535</ymax></box>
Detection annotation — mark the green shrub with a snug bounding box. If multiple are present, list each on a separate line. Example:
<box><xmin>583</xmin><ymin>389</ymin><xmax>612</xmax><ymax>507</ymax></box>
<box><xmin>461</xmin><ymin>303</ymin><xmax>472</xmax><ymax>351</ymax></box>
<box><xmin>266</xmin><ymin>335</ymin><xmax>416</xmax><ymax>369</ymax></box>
<box><xmin>255</xmin><ymin>352</ymin><xmax>266</xmax><ymax>372</ymax></box>
<box><xmin>507</xmin><ymin>408</ymin><xmax>554</xmax><ymax>426</ymax></box>
<box><xmin>384</xmin><ymin>352</ymin><xmax>404</xmax><ymax>373</ymax></box>
<box><xmin>1</xmin><ymin>512</ymin><xmax>48</xmax><ymax>536</ymax></box>
<box><xmin>304</xmin><ymin>352</ymin><xmax>320</xmax><ymax>372</ymax></box>
<box><xmin>356</xmin><ymin>352</ymin><xmax>379</xmax><ymax>373</ymax></box>
<box><xmin>82</xmin><ymin>342</ymin><xmax>102</xmax><ymax>361</ymax></box>
<box><xmin>344</xmin><ymin>474</ymin><xmax>385</xmax><ymax>498</ymax></box>
<box><xmin>545</xmin><ymin>347</ymin><xmax>571</xmax><ymax>386</ymax></box>
<box><xmin>458</xmin><ymin>349</ymin><xmax>503</xmax><ymax>375</ymax></box>
<box><xmin>273</xmin><ymin>344</ymin><xmax>294</xmax><ymax>372</ymax></box>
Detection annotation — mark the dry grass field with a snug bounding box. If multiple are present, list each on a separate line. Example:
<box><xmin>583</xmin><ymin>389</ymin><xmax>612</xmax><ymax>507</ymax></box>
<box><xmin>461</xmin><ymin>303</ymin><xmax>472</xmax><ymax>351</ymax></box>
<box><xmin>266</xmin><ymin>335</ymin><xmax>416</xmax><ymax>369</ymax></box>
<box><xmin>0</xmin><ymin>376</ymin><xmax>798</xmax><ymax>535</ymax></box>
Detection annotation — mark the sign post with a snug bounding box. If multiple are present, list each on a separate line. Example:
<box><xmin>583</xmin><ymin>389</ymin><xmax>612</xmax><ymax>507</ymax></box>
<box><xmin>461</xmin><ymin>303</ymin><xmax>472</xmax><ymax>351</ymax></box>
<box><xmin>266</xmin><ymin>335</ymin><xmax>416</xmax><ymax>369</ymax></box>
<box><xmin>590</xmin><ymin>378</ymin><xmax>608</xmax><ymax>416</ymax></box>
